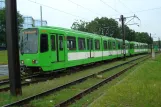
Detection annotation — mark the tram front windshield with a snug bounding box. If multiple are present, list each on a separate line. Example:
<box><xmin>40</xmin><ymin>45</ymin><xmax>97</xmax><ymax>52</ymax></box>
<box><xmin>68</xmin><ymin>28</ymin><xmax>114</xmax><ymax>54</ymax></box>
<box><xmin>20</xmin><ymin>29</ymin><xmax>38</xmax><ymax>54</ymax></box>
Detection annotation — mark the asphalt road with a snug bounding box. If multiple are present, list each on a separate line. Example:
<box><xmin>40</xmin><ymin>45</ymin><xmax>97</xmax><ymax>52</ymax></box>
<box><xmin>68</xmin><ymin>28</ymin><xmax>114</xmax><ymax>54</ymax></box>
<box><xmin>0</xmin><ymin>65</ymin><xmax>8</xmax><ymax>76</ymax></box>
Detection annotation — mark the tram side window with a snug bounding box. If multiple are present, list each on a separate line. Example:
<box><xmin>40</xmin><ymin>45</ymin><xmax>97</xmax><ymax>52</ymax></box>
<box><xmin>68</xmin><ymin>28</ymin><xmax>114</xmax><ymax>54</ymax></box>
<box><xmin>67</xmin><ymin>36</ymin><xmax>76</xmax><ymax>50</ymax></box>
<box><xmin>95</xmin><ymin>40</ymin><xmax>100</xmax><ymax>50</ymax></box>
<box><xmin>118</xmin><ymin>42</ymin><xmax>121</xmax><ymax>49</ymax></box>
<box><xmin>103</xmin><ymin>41</ymin><xmax>108</xmax><ymax>50</ymax></box>
<box><xmin>87</xmin><ymin>39</ymin><xmax>93</xmax><ymax>50</ymax></box>
<box><xmin>130</xmin><ymin>44</ymin><xmax>134</xmax><ymax>49</ymax></box>
<box><xmin>87</xmin><ymin>39</ymin><xmax>90</xmax><ymax>50</ymax></box>
<box><xmin>108</xmin><ymin>41</ymin><xmax>111</xmax><ymax>50</ymax></box>
<box><xmin>113</xmin><ymin>42</ymin><xmax>116</xmax><ymax>49</ymax></box>
<box><xmin>78</xmin><ymin>38</ymin><xmax>86</xmax><ymax>50</ymax></box>
<box><xmin>126</xmin><ymin>44</ymin><xmax>128</xmax><ymax>49</ymax></box>
<box><xmin>59</xmin><ymin>36</ymin><xmax>63</xmax><ymax>50</ymax></box>
<box><xmin>40</xmin><ymin>34</ymin><xmax>48</xmax><ymax>53</ymax></box>
<box><xmin>120</xmin><ymin>43</ymin><xmax>123</xmax><ymax>49</ymax></box>
<box><xmin>51</xmin><ymin>35</ymin><xmax>55</xmax><ymax>51</ymax></box>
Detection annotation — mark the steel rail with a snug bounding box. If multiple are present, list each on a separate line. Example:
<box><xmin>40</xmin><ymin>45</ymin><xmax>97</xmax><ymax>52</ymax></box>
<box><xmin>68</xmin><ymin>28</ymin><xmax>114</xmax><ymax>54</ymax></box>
<box><xmin>0</xmin><ymin>61</ymin><xmax>118</xmax><ymax>92</ymax></box>
<box><xmin>0</xmin><ymin>54</ymin><xmax>147</xmax><ymax>92</ymax></box>
<box><xmin>0</xmin><ymin>77</ymin><xmax>54</xmax><ymax>92</ymax></box>
<box><xmin>55</xmin><ymin>57</ymin><xmax>148</xmax><ymax>107</ymax></box>
<box><xmin>0</xmin><ymin>53</ymin><xmax>147</xmax><ymax>86</ymax></box>
<box><xmin>2</xmin><ymin>55</ymin><xmax>148</xmax><ymax>107</ymax></box>
<box><xmin>0</xmin><ymin>55</ymin><xmax>123</xmax><ymax>86</ymax></box>
<box><xmin>0</xmin><ymin>73</ymin><xmax>42</xmax><ymax>86</ymax></box>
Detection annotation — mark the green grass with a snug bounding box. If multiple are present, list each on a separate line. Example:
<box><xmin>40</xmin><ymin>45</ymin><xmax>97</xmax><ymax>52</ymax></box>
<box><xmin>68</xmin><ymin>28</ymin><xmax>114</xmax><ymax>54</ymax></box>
<box><xmin>70</xmin><ymin>65</ymin><xmax>137</xmax><ymax>107</ymax></box>
<box><xmin>0</xmin><ymin>76</ymin><xmax>8</xmax><ymax>80</ymax></box>
<box><xmin>25</xmin><ymin>57</ymin><xmax>146</xmax><ymax>107</ymax></box>
<box><xmin>69</xmin><ymin>57</ymin><xmax>146</xmax><ymax>107</ymax></box>
<box><xmin>89</xmin><ymin>54</ymin><xmax>161</xmax><ymax>107</ymax></box>
<box><xmin>0</xmin><ymin>51</ymin><xmax>8</xmax><ymax>65</ymax></box>
<box><xmin>0</xmin><ymin>55</ymin><xmax>146</xmax><ymax>106</ymax></box>
<box><xmin>28</xmin><ymin>63</ymin><xmax>134</xmax><ymax>107</ymax></box>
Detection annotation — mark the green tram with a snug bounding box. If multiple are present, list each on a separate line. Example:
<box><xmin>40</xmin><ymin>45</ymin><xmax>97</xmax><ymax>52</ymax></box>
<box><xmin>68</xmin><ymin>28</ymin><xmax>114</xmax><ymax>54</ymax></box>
<box><xmin>20</xmin><ymin>26</ymin><xmax>148</xmax><ymax>73</ymax></box>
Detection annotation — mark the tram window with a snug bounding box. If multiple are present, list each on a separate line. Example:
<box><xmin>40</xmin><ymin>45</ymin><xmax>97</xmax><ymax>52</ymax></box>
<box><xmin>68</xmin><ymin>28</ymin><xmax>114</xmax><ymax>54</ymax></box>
<box><xmin>67</xmin><ymin>36</ymin><xmax>76</xmax><ymax>50</ymax></box>
<box><xmin>120</xmin><ymin>43</ymin><xmax>122</xmax><ymax>49</ymax></box>
<box><xmin>59</xmin><ymin>36</ymin><xmax>63</xmax><ymax>50</ymax></box>
<box><xmin>78</xmin><ymin>38</ymin><xmax>86</xmax><ymax>50</ymax></box>
<box><xmin>40</xmin><ymin>34</ymin><xmax>48</xmax><ymax>53</ymax></box>
<box><xmin>51</xmin><ymin>35</ymin><xmax>55</xmax><ymax>51</ymax></box>
<box><xmin>103</xmin><ymin>41</ymin><xmax>108</xmax><ymax>50</ymax></box>
<box><xmin>95</xmin><ymin>40</ymin><xmax>100</xmax><ymax>50</ymax></box>
<box><xmin>118</xmin><ymin>42</ymin><xmax>121</xmax><ymax>49</ymax></box>
<box><xmin>113</xmin><ymin>42</ymin><xmax>116</xmax><ymax>49</ymax></box>
<box><xmin>87</xmin><ymin>39</ymin><xmax>93</xmax><ymax>50</ymax></box>
<box><xmin>87</xmin><ymin>39</ymin><xmax>90</xmax><ymax>50</ymax></box>
<box><xmin>130</xmin><ymin>44</ymin><xmax>134</xmax><ymax>49</ymax></box>
<box><xmin>108</xmin><ymin>41</ymin><xmax>111</xmax><ymax>50</ymax></box>
<box><xmin>126</xmin><ymin>44</ymin><xmax>128</xmax><ymax>49</ymax></box>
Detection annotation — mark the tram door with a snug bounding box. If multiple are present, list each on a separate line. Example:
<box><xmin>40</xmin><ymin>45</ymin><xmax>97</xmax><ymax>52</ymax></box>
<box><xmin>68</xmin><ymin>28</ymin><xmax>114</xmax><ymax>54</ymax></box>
<box><xmin>50</xmin><ymin>34</ymin><xmax>57</xmax><ymax>63</ymax></box>
<box><xmin>56</xmin><ymin>35</ymin><xmax>65</xmax><ymax>62</ymax></box>
<box><xmin>87</xmin><ymin>38</ymin><xmax>93</xmax><ymax>58</ymax></box>
<box><xmin>50</xmin><ymin>34</ymin><xmax>65</xmax><ymax>63</ymax></box>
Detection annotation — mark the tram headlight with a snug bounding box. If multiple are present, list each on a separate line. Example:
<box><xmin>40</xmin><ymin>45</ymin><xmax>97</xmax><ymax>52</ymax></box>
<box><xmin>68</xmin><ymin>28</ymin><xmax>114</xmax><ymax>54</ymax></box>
<box><xmin>21</xmin><ymin>60</ymin><xmax>24</xmax><ymax>64</ymax></box>
<box><xmin>32</xmin><ymin>60</ymin><xmax>38</xmax><ymax>64</ymax></box>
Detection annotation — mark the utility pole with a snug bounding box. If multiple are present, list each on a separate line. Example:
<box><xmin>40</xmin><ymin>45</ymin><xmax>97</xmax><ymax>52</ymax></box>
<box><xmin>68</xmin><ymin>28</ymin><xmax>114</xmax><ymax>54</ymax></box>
<box><xmin>120</xmin><ymin>15</ymin><xmax>126</xmax><ymax>60</ymax></box>
<box><xmin>117</xmin><ymin>14</ymin><xmax>140</xmax><ymax>61</ymax></box>
<box><xmin>5</xmin><ymin>0</ymin><xmax>22</xmax><ymax>96</ymax></box>
<box><xmin>40</xmin><ymin>6</ymin><xmax>43</xmax><ymax>26</ymax></box>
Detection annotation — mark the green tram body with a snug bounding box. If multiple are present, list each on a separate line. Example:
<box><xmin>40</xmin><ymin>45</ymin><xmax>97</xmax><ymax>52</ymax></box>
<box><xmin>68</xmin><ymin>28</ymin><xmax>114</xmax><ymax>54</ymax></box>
<box><xmin>20</xmin><ymin>26</ymin><xmax>148</xmax><ymax>72</ymax></box>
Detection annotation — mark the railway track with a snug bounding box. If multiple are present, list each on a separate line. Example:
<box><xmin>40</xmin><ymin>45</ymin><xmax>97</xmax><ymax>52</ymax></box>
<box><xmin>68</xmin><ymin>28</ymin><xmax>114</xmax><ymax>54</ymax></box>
<box><xmin>55</xmin><ymin>59</ymin><xmax>146</xmax><ymax>107</ymax></box>
<box><xmin>0</xmin><ymin>58</ymin><xmax>111</xmax><ymax>87</ymax></box>
<box><xmin>0</xmin><ymin>73</ymin><xmax>42</xmax><ymax>86</ymax></box>
<box><xmin>2</xmin><ymin>55</ymin><xmax>149</xmax><ymax>107</ymax></box>
<box><xmin>0</xmin><ymin>63</ymin><xmax>109</xmax><ymax>92</ymax></box>
<box><xmin>0</xmin><ymin>54</ymin><xmax>146</xmax><ymax>92</ymax></box>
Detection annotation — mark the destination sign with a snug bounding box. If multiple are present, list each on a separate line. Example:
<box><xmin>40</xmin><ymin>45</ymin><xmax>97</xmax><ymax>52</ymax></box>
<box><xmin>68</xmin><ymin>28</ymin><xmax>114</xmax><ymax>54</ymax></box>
<box><xmin>23</xmin><ymin>30</ymin><xmax>37</xmax><ymax>34</ymax></box>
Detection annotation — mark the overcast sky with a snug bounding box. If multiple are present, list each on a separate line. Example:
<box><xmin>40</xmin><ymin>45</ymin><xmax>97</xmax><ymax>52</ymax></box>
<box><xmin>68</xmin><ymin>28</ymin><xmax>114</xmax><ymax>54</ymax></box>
<box><xmin>17</xmin><ymin>0</ymin><xmax>161</xmax><ymax>41</ymax></box>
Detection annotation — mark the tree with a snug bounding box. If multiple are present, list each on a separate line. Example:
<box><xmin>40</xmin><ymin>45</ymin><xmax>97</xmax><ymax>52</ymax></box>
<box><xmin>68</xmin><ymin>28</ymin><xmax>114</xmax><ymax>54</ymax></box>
<box><xmin>134</xmin><ymin>32</ymin><xmax>152</xmax><ymax>44</ymax></box>
<box><xmin>71</xmin><ymin>17</ymin><xmax>121</xmax><ymax>38</ymax></box>
<box><xmin>0</xmin><ymin>8</ymin><xmax>24</xmax><ymax>46</ymax></box>
<box><xmin>86</xmin><ymin>17</ymin><xmax>120</xmax><ymax>38</ymax></box>
<box><xmin>71</xmin><ymin>17</ymin><xmax>152</xmax><ymax>44</ymax></box>
<box><xmin>71</xmin><ymin>20</ymin><xmax>88</xmax><ymax>32</ymax></box>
